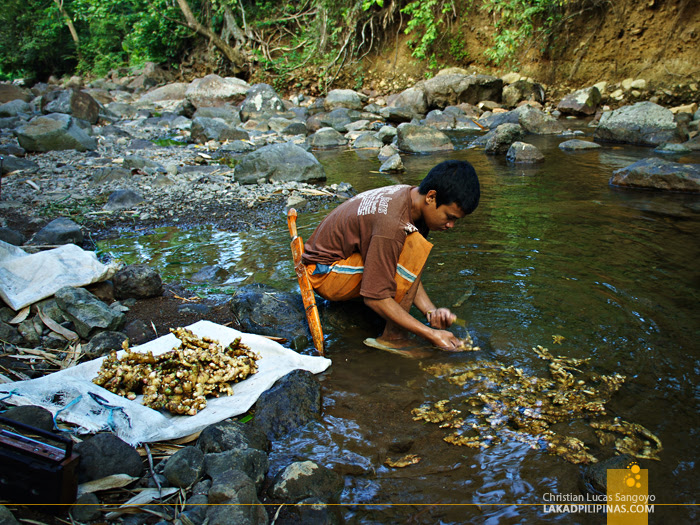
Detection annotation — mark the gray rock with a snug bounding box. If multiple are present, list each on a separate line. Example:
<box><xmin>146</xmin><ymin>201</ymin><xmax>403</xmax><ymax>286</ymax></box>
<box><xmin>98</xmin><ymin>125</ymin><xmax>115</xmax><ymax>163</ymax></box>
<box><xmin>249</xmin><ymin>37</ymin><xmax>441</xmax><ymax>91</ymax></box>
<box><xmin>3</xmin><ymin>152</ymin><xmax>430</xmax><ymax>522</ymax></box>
<box><xmin>15</xmin><ymin>113</ymin><xmax>97</xmax><ymax>152</ymax></box>
<box><xmin>55</xmin><ymin>286</ymin><xmax>125</xmax><ymax>339</ymax></box>
<box><xmin>477</xmin><ymin>109</ymin><xmax>520</xmax><ymax>130</ymax></box>
<box><xmin>0</xmin><ymin>116</ymin><xmax>20</xmax><ymax>129</ymax></box>
<box><xmin>1</xmin><ymin>155</ymin><xmax>40</xmax><ymax>175</ymax></box>
<box><xmin>484</xmin><ymin>123</ymin><xmax>526</xmax><ymax>155</ymax></box>
<box><xmin>379</xmin><ymin>153</ymin><xmax>405</xmax><ymax>173</ymax></box>
<box><xmin>0</xmin><ymin>99</ymin><xmax>32</xmax><ymax>117</ymax></box>
<box><xmin>0</xmin><ymin>505</ymin><xmax>20</xmax><ymax>525</ymax></box>
<box><xmin>594</xmin><ymin>102</ymin><xmax>678</xmax><ymax>146</ymax></box>
<box><xmin>283</xmin><ymin>497</ymin><xmax>341</xmax><ymax>525</ymax></box>
<box><xmin>193</xmin><ymin>105</ymin><xmax>242</xmax><ymax>124</ymax></box>
<box><xmin>396</xmin><ymin>123</ymin><xmax>454</xmax><ymax>153</ymax></box>
<box><xmin>0</xmin><ymin>143</ymin><xmax>25</xmax><ymax>156</ymax></box>
<box><xmin>207</xmin><ymin>470</ymin><xmax>268</xmax><ymax>525</ymax></box>
<box><xmin>28</xmin><ymin>217</ymin><xmax>83</xmax><ymax>245</ymax></box>
<box><xmin>191</xmin><ymin>116</ymin><xmax>249</xmax><ymax>143</ymax></box>
<box><xmin>310</xmin><ymin>127</ymin><xmax>348</xmax><ymax>148</ymax></box>
<box><xmin>423</xmin><ymin>109</ymin><xmax>456</xmax><ymax>130</ymax></box>
<box><xmin>17</xmin><ymin>318</ymin><xmax>41</xmax><ymax>346</ymax></box>
<box><xmin>516</xmin><ymin>105</ymin><xmax>565</xmax><ymax>135</ymax></box>
<box><xmin>235</xmin><ymin>143</ymin><xmax>326</xmax><ymax>185</ymax></box>
<box><xmin>41</xmin><ymin>89</ymin><xmax>100</xmax><ymax>124</ymax></box>
<box><xmin>198</xmin><ymin>420</ymin><xmax>269</xmax><ymax>454</ymax></box>
<box><xmin>240</xmin><ymin>83</ymin><xmax>286</xmax><ymax>121</ymax></box>
<box><xmin>424</xmin><ymin>73</ymin><xmax>503</xmax><ymax>109</ymax></box>
<box><xmin>268</xmin><ymin>460</ymin><xmax>343</xmax><ymax>503</ymax></box>
<box><xmin>164</xmin><ymin>446</ymin><xmax>205</xmax><ymax>488</ymax></box>
<box><xmin>104</xmin><ymin>189</ymin><xmax>145</xmax><ymax>211</ymax></box>
<box><xmin>506</xmin><ymin>141</ymin><xmax>545</xmax><ymax>163</ymax></box>
<box><xmin>2</xmin><ymin>405</ymin><xmax>54</xmax><ymax>432</ymax></box>
<box><xmin>71</xmin><ymin>493</ymin><xmax>101</xmax><ymax>522</ymax></box>
<box><xmin>0</xmin><ymin>227</ymin><xmax>25</xmax><ymax>245</ymax></box>
<box><xmin>315</xmin><ymin>108</ymin><xmax>360</xmax><ymax>132</ymax></box>
<box><xmin>253</xmin><ymin>370</ymin><xmax>321</xmax><ymax>441</ymax></box>
<box><xmin>352</xmin><ymin>132</ymin><xmax>383</xmax><ymax>149</ymax></box>
<box><xmin>185</xmin><ymin>74</ymin><xmax>249</xmax><ymax>108</ymax></box>
<box><xmin>379</xmin><ymin>106</ymin><xmax>417</xmax><ymax>124</ymax></box>
<box><xmin>190</xmin><ymin>265</ymin><xmax>230</xmax><ymax>283</ymax></box>
<box><xmin>376</xmin><ymin>125</ymin><xmax>397</xmax><ymax>144</ymax></box>
<box><xmin>0</xmin><ymin>321</ymin><xmax>22</xmax><ymax>345</ymax></box>
<box><xmin>113</xmin><ymin>264</ymin><xmax>163</xmax><ymax>299</ymax></box>
<box><xmin>122</xmin><ymin>155</ymin><xmax>162</xmax><ymax>171</ymax></box>
<box><xmin>609</xmin><ymin>157</ymin><xmax>700</xmax><ymax>192</ymax></box>
<box><xmin>74</xmin><ymin>433</ymin><xmax>144</xmax><ymax>482</ymax></box>
<box><xmin>377</xmin><ymin>144</ymin><xmax>399</xmax><ymax>161</ymax></box>
<box><xmin>83</xmin><ymin>330</ymin><xmax>128</xmax><ymax>359</ymax></box>
<box><xmin>388</xmin><ymin>86</ymin><xmax>428</xmax><ymax>115</ymax></box>
<box><xmin>0</xmin><ymin>84</ymin><xmax>31</xmax><ymax>103</ymax></box>
<box><xmin>282</xmin><ymin>121</ymin><xmax>308</xmax><ymax>136</ymax></box>
<box><xmin>138</xmin><ymin>82</ymin><xmax>189</xmax><ymax>103</ymax></box>
<box><xmin>654</xmin><ymin>143</ymin><xmax>692</xmax><ymax>154</ymax></box>
<box><xmin>557</xmin><ymin>86</ymin><xmax>601</xmax><ymax>116</ymax></box>
<box><xmin>92</xmin><ymin>166</ymin><xmax>132</xmax><ymax>184</ymax></box>
<box><xmin>559</xmin><ymin>139</ymin><xmax>601</xmax><ymax>150</ymax></box>
<box><xmin>203</xmin><ymin>447</ymin><xmax>269</xmax><ymax>488</ymax></box>
<box><xmin>502</xmin><ymin>80</ymin><xmax>545</xmax><ymax>108</ymax></box>
<box><xmin>582</xmin><ymin>454</ymin><xmax>636</xmax><ymax>496</ymax></box>
<box><xmin>324</xmin><ymin>89</ymin><xmax>364</xmax><ymax>111</ymax></box>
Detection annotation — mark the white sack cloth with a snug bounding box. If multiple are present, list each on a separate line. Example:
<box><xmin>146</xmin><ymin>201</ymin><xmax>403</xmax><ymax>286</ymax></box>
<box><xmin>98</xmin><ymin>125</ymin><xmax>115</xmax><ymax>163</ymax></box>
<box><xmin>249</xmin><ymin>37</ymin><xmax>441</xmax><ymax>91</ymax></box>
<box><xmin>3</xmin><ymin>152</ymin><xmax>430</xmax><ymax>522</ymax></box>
<box><xmin>0</xmin><ymin>321</ymin><xmax>332</xmax><ymax>445</ymax></box>
<box><xmin>0</xmin><ymin>240</ymin><xmax>120</xmax><ymax>310</ymax></box>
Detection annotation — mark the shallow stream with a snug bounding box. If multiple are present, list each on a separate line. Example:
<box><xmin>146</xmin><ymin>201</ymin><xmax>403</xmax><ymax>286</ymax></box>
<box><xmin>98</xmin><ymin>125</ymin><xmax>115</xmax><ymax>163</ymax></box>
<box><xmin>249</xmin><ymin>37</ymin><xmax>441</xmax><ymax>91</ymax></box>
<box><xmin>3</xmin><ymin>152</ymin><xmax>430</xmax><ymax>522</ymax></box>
<box><xmin>98</xmin><ymin>124</ymin><xmax>700</xmax><ymax>523</ymax></box>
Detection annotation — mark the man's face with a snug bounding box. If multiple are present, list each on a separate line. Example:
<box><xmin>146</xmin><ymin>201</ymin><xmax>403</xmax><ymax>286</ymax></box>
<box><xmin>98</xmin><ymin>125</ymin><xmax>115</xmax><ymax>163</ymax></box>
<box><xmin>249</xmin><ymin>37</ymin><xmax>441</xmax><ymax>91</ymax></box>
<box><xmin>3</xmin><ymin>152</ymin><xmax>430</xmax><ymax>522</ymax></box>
<box><xmin>424</xmin><ymin>191</ymin><xmax>466</xmax><ymax>231</ymax></box>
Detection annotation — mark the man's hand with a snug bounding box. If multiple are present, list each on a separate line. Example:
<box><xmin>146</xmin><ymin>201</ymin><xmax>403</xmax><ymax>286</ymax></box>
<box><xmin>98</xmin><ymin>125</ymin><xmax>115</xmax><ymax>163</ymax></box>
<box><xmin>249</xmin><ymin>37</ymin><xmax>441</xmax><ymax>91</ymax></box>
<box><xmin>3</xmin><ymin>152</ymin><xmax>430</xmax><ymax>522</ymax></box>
<box><xmin>427</xmin><ymin>307</ymin><xmax>456</xmax><ymax>329</ymax></box>
<box><xmin>430</xmin><ymin>329</ymin><xmax>463</xmax><ymax>351</ymax></box>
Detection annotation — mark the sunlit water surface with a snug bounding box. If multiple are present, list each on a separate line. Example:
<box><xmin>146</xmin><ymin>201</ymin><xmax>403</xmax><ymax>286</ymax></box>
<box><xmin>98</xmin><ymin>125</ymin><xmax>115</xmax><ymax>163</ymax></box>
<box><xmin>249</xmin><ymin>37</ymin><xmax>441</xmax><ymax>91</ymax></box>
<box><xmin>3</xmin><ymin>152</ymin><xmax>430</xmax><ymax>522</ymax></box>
<box><xmin>98</xmin><ymin>127</ymin><xmax>700</xmax><ymax>523</ymax></box>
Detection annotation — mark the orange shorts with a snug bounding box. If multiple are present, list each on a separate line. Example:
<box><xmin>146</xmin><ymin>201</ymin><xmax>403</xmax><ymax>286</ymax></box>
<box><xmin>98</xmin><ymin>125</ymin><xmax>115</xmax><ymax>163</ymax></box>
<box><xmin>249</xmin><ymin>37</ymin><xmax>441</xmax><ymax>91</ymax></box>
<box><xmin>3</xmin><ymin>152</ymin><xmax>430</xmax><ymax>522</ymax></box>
<box><xmin>306</xmin><ymin>232</ymin><xmax>433</xmax><ymax>303</ymax></box>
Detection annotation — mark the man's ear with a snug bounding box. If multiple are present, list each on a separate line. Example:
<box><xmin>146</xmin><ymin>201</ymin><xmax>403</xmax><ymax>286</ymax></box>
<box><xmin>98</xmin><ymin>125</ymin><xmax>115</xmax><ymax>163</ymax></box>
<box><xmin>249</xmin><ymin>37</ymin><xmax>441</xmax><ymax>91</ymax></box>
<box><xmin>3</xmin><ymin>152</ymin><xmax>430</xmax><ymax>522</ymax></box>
<box><xmin>425</xmin><ymin>189</ymin><xmax>437</xmax><ymax>203</ymax></box>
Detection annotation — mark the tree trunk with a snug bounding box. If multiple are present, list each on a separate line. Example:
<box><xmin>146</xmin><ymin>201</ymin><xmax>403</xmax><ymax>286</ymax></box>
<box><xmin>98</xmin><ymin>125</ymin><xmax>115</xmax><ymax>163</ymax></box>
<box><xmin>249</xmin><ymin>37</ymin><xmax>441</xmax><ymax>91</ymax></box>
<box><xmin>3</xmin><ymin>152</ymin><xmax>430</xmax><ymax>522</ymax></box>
<box><xmin>52</xmin><ymin>0</ymin><xmax>79</xmax><ymax>45</ymax></box>
<box><xmin>174</xmin><ymin>0</ymin><xmax>248</xmax><ymax>73</ymax></box>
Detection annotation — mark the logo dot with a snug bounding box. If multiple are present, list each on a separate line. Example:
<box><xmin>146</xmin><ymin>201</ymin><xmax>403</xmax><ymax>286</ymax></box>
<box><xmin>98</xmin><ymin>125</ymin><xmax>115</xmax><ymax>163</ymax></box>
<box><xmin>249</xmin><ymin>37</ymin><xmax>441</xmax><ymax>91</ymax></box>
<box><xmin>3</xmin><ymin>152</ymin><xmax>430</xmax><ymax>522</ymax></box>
<box><xmin>631</xmin><ymin>465</ymin><xmax>641</xmax><ymax>474</ymax></box>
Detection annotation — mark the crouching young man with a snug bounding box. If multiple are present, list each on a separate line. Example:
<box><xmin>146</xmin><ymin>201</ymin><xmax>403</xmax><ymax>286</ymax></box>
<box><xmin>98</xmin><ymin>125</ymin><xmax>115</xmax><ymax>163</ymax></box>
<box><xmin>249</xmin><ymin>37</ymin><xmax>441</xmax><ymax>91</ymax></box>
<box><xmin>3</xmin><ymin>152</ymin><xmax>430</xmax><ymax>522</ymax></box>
<box><xmin>301</xmin><ymin>159</ymin><xmax>480</xmax><ymax>353</ymax></box>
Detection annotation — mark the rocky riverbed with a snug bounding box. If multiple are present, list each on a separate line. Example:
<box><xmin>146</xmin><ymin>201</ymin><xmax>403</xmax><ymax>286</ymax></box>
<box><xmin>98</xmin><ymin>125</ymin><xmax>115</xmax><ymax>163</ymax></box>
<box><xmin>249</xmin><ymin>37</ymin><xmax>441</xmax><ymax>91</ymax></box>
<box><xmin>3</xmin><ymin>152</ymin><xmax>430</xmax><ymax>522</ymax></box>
<box><xmin>0</xmin><ymin>67</ymin><xmax>698</xmax><ymax>524</ymax></box>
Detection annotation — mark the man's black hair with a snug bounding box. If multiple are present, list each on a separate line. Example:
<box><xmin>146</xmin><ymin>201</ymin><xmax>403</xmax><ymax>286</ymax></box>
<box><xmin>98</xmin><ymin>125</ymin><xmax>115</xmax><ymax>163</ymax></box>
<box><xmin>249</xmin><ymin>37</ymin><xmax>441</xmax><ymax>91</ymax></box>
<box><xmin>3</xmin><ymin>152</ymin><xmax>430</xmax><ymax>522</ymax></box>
<box><xmin>418</xmin><ymin>160</ymin><xmax>480</xmax><ymax>214</ymax></box>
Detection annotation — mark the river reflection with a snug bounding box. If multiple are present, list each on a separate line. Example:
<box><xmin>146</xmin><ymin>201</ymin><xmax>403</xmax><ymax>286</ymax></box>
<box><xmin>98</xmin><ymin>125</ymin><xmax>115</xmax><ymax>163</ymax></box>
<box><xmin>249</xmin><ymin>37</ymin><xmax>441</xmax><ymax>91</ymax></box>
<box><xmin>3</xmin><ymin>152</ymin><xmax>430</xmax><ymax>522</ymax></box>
<box><xmin>99</xmin><ymin>125</ymin><xmax>700</xmax><ymax>523</ymax></box>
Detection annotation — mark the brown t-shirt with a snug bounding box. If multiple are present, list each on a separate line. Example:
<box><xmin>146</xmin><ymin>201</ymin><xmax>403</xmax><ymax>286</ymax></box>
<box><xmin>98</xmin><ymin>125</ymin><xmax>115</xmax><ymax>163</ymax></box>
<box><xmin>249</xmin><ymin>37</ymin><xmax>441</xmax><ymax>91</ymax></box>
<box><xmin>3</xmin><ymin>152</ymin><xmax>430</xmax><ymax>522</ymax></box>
<box><xmin>302</xmin><ymin>185</ymin><xmax>428</xmax><ymax>299</ymax></box>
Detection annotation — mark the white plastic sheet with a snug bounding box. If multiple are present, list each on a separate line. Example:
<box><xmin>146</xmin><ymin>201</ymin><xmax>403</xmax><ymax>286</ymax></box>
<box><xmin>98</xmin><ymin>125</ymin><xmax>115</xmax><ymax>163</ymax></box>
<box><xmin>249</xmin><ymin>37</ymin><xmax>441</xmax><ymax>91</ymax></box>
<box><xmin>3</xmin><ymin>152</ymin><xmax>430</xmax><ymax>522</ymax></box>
<box><xmin>0</xmin><ymin>321</ymin><xmax>332</xmax><ymax>445</ymax></box>
<box><xmin>0</xmin><ymin>240</ymin><xmax>120</xmax><ymax>310</ymax></box>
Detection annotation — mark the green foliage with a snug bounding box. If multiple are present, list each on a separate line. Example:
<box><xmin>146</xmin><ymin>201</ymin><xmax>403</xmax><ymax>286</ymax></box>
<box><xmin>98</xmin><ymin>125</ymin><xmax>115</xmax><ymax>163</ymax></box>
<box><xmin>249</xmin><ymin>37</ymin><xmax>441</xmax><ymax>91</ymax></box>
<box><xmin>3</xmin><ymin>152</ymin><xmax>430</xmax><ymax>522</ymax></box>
<box><xmin>0</xmin><ymin>0</ymin><xmax>77</xmax><ymax>81</ymax></box>
<box><xmin>37</xmin><ymin>195</ymin><xmax>108</xmax><ymax>225</ymax></box>
<box><xmin>401</xmin><ymin>0</ymin><xmax>443</xmax><ymax>60</ymax></box>
<box><xmin>480</xmin><ymin>0</ymin><xmax>567</xmax><ymax>65</ymax></box>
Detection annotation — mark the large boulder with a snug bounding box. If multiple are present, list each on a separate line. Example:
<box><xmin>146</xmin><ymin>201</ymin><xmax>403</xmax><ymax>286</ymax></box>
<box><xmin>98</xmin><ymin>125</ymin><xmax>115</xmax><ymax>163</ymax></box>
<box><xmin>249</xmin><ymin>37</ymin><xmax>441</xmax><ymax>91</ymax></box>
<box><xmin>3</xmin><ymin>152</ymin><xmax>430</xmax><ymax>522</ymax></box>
<box><xmin>424</xmin><ymin>74</ymin><xmax>503</xmax><ymax>109</ymax></box>
<box><xmin>228</xmin><ymin>283</ymin><xmax>311</xmax><ymax>348</ymax></box>
<box><xmin>310</xmin><ymin>127</ymin><xmax>348</xmax><ymax>148</ymax></box>
<box><xmin>190</xmin><ymin>117</ymin><xmax>249</xmax><ymax>143</ymax></box>
<box><xmin>556</xmin><ymin>86</ymin><xmax>601</xmax><ymax>116</ymax></box>
<box><xmin>235</xmin><ymin>143</ymin><xmax>326</xmax><ymax>184</ymax></box>
<box><xmin>387</xmin><ymin>86</ymin><xmax>428</xmax><ymax>115</ymax></box>
<box><xmin>594</xmin><ymin>102</ymin><xmax>678</xmax><ymax>146</ymax></box>
<box><xmin>41</xmin><ymin>89</ymin><xmax>100</xmax><ymax>124</ymax></box>
<box><xmin>484</xmin><ymin>123</ymin><xmax>526</xmax><ymax>155</ymax></box>
<box><xmin>239</xmin><ymin>83</ymin><xmax>287</xmax><ymax>121</ymax></box>
<box><xmin>609</xmin><ymin>158</ymin><xmax>700</xmax><ymax>192</ymax></box>
<box><xmin>396</xmin><ymin>123</ymin><xmax>454</xmax><ymax>153</ymax></box>
<box><xmin>54</xmin><ymin>286</ymin><xmax>125</xmax><ymax>339</ymax></box>
<box><xmin>324</xmin><ymin>89</ymin><xmax>365</xmax><ymax>111</ymax></box>
<box><xmin>27</xmin><ymin>217</ymin><xmax>83</xmax><ymax>246</ymax></box>
<box><xmin>0</xmin><ymin>83</ymin><xmax>31</xmax><ymax>103</ymax></box>
<box><xmin>138</xmin><ymin>82</ymin><xmax>189</xmax><ymax>103</ymax></box>
<box><xmin>0</xmin><ymin>99</ymin><xmax>32</xmax><ymax>117</ymax></box>
<box><xmin>185</xmin><ymin>74</ymin><xmax>249</xmax><ymax>108</ymax></box>
<box><xmin>15</xmin><ymin>113</ymin><xmax>97</xmax><ymax>152</ymax></box>
<box><xmin>502</xmin><ymin>80</ymin><xmax>545</xmax><ymax>108</ymax></box>
<box><xmin>516</xmin><ymin>105</ymin><xmax>565</xmax><ymax>134</ymax></box>
<box><xmin>506</xmin><ymin>141</ymin><xmax>545</xmax><ymax>163</ymax></box>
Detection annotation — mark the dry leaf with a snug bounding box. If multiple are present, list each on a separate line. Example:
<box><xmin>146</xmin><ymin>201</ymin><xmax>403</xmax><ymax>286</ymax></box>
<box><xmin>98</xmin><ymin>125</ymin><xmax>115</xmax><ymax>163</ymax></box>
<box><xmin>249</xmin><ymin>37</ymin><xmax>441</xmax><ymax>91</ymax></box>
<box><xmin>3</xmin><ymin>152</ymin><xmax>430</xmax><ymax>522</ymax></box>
<box><xmin>8</xmin><ymin>306</ymin><xmax>30</xmax><ymax>325</ymax></box>
<box><xmin>38</xmin><ymin>308</ymin><xmax>79</xmax><ymax>341</ymax></box>
<box><xmin>104</xmin><ymin>487</ymin><xmax>178</xmax><ymax>519</ymax></box>
<box><xmin>384</xmin><ymin>454</ymin><xmax>421</xmax><ymax>468</ymax></box>
<box><xmin>77</xmin><ymin>474</ymin><xmax>138</xmax><ymax>496</ymax></box>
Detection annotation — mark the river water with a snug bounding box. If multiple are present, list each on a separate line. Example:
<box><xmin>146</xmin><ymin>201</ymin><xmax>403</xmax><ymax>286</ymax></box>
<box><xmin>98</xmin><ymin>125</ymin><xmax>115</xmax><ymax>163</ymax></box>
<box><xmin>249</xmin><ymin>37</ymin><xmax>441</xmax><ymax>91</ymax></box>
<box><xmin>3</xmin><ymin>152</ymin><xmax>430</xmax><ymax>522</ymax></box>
<box><xmin>98</xmin><ymin>125</ymin><xmax>699</xmax><ymax>523</ymax></box>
